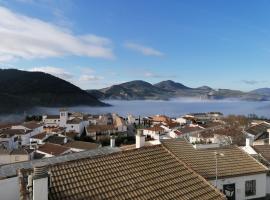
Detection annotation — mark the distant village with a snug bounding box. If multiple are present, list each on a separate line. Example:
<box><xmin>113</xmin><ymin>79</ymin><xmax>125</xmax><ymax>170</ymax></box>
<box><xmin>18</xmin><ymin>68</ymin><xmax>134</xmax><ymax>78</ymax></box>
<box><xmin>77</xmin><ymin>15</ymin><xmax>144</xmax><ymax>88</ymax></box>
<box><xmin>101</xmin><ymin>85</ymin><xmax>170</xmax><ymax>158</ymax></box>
<box><xmin>1</xmin><ymin>109</ymin><xmax>270</xmax><ymax>199</ymax></box>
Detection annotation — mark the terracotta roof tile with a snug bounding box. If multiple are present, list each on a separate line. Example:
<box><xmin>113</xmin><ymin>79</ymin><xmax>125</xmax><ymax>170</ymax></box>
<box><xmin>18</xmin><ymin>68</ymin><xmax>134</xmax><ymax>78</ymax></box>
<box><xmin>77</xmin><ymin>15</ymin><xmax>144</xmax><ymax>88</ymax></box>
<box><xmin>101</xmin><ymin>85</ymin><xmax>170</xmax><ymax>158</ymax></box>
<box><xmin>48</xmin><ymin>145</ymin><xmax>225</xmax><ymax>200</ymax></box>
<box><xmin>162</xmin><ymin>139</ymin><xmax>268</xmax><ymax>179</ymax></box>
<box><xmin>37</xmin><ymin>143</ymin><xmax>70</xmax><ymax>156</ymax></box>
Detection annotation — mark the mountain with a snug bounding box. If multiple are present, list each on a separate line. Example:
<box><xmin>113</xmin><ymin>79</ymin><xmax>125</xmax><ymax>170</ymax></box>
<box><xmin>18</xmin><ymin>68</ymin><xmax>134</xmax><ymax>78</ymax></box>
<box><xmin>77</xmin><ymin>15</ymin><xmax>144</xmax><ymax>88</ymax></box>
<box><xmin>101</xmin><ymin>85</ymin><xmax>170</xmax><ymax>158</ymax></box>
<box><xmin>154</xmin><ymin>80</ymin><xmax>191</xmax><ymax>91</ymax></box>
<box><xmin>250</xmin><ymin>88</ymin><xmax>270</xmax><ymax>96</ymax></box>
<box><xmin>87</xmin><ymin>80</ymin><xmax>270</xmax><ymax>101</ymax></box>
<box><xmin>0</xmin><ymin>69</ymin><xmax>106</xmax><ymax>113</ymax></box>
<box><xmin>98</xmin><ymin>80</ymin><xmax>170</xmax><ymax>100</ymax></box>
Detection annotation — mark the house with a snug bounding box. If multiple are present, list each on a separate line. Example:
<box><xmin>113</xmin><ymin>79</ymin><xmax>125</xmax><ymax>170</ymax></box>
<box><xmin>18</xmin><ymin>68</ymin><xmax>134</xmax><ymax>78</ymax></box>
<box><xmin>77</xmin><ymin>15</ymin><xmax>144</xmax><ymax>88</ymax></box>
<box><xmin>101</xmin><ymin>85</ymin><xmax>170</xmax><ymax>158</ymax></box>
<box><xmin>189</xmin><ymin>132</ymin><xmax>232</xmax><ymax>146</ymax></box>
<box><xmin>36</xmin><ymin>143</ymin><xmax>71</xmax><ymax>157</ymax></box>
<box><xmin>42</xmin><ymin>115</ymin><xmax>60</xmax><ymax>127</ymax></box>
<box><xmin>86</xmin><ymin>124</ymin><xmax>117</xmax><ymax>140</ymax></box>
<box><xmin>17</xmin><ymin>140</ymin><xmax>226</xmax><ymax>200</ymax></box>
<box><xmin>11</xmin><ymin>122</ymin><xmax>44</xmax><ymax>145</ymax></box>
<box><xmin>30</xmin><ymin>132</ymin><xmax>48</xmax><ymax>145</ymax></box>
<box><xmin>142</xmin><ymin>125</ymin><xmax>165</xmax><ymax>140</ymax></box>
<box><xmin>43</xmin><ymin>134</ymin><xmax>68</xmax><ymax>145</ymax></box>
<box><xmin>150</xmin><ymin>114</ymin><xmax>171</xmax><ymax>124</ymax></box>
<box><xmin>0</xmin><ymin>148</ymin><xmax>31</xmax><ymax>165</ymax></box>
<box><xmin>243</xmin><ymin>122</ymin><xmax>270</xmax><ymax>145</ymax></box>
<box><xmin>178</xmin><ymin>125</ymin><xmax>205</xmax><ymax>138</ymax></box>
<box><xmin>127</xmin><ymin>114</ymin><xmax>140</xmax><ymax>124</ymax></box>
<box><xmin>0</xmin><ymin>129</ymin><xmax>24</xmax><ymax>149</ymax></box>
<box><xmin>113</xmin><ymin>114</ymin><xmax>127</xmax><ymax>132</ymax></box>
<box><xmin>241</xmin><ymin>138</ymin><xmax>270</xmax><ymax>195</ymax></box>
<box><xmin>162</xmin><ymin>139</ymin><xmax>268</xmax><ymax>200</ymax></box>
<box><xmin>43</xmin><ymin>109</ymin><xmax>89</xmax><ymax>136</ymax></box>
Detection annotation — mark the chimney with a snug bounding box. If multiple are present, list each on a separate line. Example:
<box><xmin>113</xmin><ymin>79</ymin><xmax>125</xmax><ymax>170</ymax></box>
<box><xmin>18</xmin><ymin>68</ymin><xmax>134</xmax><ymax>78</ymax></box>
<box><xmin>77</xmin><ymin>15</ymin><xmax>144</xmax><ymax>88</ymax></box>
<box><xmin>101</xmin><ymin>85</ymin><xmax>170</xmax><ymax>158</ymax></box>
<box><xmin>32</xmin><ymin>162</ymin><xmax>49</xmax><ymax>200</ymax></box>
<box><xmin>246</xmin><ymin>137</ymin><xmax>253</xmax><ymax>147</ymax></box>
<box><xmin>136</xmin><ymin>129</ymin><xmax>145</xmax><ymax>148</ymax></box>
<box><xmin>110</xmin><ymin>135</ymin><xmax>115</xmax><ymax>148</ymax></box>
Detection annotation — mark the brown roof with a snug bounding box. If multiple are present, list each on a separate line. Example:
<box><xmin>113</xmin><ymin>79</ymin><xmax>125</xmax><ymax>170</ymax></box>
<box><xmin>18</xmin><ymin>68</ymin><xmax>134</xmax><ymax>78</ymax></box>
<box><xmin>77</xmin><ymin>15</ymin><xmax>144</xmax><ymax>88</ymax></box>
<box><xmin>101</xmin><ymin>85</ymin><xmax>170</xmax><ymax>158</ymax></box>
<box><xmin>144</xmin><ymin>125</ymin><xmax>165</xmax><ymax>132</ymax></box>
<box><xmin>253</xmin><ymin>145</ymin><xmax>270</xmax><ymax>163</ymax></box>
<box><xmin>37</xmin><ymin>143</ymin><xmax>70</xmax><ymax>156</ymax></box>
<box><xmin>151</xmin><ymin>115</ymin><xmax>171</xmax><ymax>123</ymax></box>
<box><xmin>178</xmin><ymin>126</ymin><xmax>204</xmax><ymax>134</ymax></box>
<box><xmin>66</xmin><ymin>118</ymin><xmax>83</xmax><ymax>124</ymax></box>
<box><xmin>0</xmin><ymin>129</ymin><xmax>30</xmax><ymax>138</ymax></box>
<box><xmin>162</xmin><ymin>139</ymin><xmax>268</xmax><ymax>179</ymax></box>
<box><xmin>48</xmin><ymin>145</ymin><xmax>225</xmax><ymax>200</ymax></box>
<box><xmin>63</xmin><ymin>141</ymin><xmax>99</xmax><ymax>150</ymax></box>
<box><xmin>245</xmin><ymin>122</ymin><xmax>270</xmax><ymax>136</ymax></box>
<box><xmin>87</xmin><ymin>124</ymin><xmax>116</xmax><ymax>132</ymax></box>
<box><xmin>65</xmin><ymin>131</ymin><xmax>78</xmax><ymax>139</ymax></box>
<box><xmin>22</xmin><ymin>121</ymin><xmax>43</xmax><ymax>129</ymax></box>
<box><xmin>31</xmin><ymin>132</ymin><xmax>47</xmax><ymax>140</ymax></box>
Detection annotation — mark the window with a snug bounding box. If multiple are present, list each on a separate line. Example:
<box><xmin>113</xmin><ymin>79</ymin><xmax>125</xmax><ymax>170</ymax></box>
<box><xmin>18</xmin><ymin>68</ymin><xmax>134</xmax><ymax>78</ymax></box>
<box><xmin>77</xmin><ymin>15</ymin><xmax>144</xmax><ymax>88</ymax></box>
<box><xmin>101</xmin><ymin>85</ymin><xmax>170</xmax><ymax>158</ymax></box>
<box><xmin>245</xmin><ymin>180</ymin><xmax>256</xmax><ymax>196</ymax></box>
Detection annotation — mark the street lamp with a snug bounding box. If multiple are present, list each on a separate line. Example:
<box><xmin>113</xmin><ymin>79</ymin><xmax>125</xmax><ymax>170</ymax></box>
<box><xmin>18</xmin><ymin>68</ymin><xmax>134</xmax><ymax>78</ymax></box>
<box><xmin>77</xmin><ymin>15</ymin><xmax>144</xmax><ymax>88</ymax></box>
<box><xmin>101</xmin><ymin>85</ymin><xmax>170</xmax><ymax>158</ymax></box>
<box><xmin>214</xmin><ymin>151</ymin><xmax>224</xmax><ymax>188</ymax></box>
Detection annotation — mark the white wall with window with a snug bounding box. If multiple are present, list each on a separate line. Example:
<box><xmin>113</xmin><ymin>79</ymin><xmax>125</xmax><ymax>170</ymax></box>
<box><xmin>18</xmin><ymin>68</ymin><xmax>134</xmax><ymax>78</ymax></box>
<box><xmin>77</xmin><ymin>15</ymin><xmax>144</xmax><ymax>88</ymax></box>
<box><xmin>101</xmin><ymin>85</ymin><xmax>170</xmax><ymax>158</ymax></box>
<box><xmin>209</xmin><ymin>173</ymin><xmax>267</xmax><ymax>200</ymax></box>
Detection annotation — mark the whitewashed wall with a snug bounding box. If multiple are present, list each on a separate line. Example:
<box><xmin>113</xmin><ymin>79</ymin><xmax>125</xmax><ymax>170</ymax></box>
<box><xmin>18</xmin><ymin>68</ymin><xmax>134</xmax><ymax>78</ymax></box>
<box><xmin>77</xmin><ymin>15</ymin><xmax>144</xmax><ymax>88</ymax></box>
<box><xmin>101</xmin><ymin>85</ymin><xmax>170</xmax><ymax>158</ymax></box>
<box><xmin>0</xmin><ymin>177</ymin><xmax>19</xmax><ymax>200</ymax></box>
<box><xmin>209</xmin><ymin>173</ymin><xmax>267</xmax><ymax>200</ymax></box>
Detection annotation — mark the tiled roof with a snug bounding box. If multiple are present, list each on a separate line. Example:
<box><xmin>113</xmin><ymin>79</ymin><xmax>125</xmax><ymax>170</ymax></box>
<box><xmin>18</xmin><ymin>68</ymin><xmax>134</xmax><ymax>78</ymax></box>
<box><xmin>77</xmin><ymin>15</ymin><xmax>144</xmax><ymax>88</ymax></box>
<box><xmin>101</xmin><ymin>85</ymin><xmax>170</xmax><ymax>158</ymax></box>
<box><xmin>178</xmin><ymin>126</ymin><xmax>204</xmax><ymax>134</ymax></box>
<box><xmin>31</xmin><ymin>132</ymin><xmax>47</xmax><ymax>140</ymax></box>
<box><xmin>48</xmin><ymin>145</ymin><xmax>225</xmax><ymax>200</ymax></box>
<box><xmin>43</xmin><ymin>135</ymin><xmax>67</xmax><ymax>145</ymax></box>
<box><xmin>151</xmin><ymin>115</ymin><xmax>171</xmax><ymax>123</ymax></box>
<box><xmin>253</xmin><ymin>145</ymin><xmax>270</xmax><ymax>163</ymax></box>
<box><xmin>162</xmin><ymin>139</ymin><xmax>268</xmax><ymax>179</ymax></box>
<box><xmin>245</xmin><ymin>122</ymin><xmax>270</xmax><ymax>136</ymax></box>
<box><xmin>0</xmin><ymin>129</ymin><xmax>27</xmax><ymax>138</ymax></box>
<box><xmin>0</xmin><ymin>147</ymin><xmax>120</xmax><ymax>178</ymax></box>
<box><xmin>63</xmin><ymin>141</ymin><xmax>99</xmax><ymax>150</ymax></box>
<box><xmin>144</xmin><ymin>125</ymin><xmax>165</xmax><ymax>132</ymax></box>
<box><xmin>22</xmin><ymin>121</ymin><xmax>43</xmax><ymax>129</ymax></box>
<box><xmin>37</xmin><ymin>143</ymin><xmax>70</xmax><ymax>156</ymax></box>
<box><xmin>66</xmin><ymin>118</ymin><xmax>82</xmax><ymax>124</ymax></box>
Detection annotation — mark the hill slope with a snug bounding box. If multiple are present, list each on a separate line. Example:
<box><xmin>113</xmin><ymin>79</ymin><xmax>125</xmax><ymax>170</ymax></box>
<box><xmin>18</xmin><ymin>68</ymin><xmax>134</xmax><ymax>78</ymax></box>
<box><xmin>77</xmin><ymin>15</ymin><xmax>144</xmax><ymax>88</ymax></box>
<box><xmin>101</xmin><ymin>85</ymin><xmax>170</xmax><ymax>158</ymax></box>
<box><xmin>87</xmin><ymin>80</ymin><xmax>269</xmax><ymax>101</ymax></box>
<box><xmin>0</xmin><ymin>69</ymin><xmax>106</xmax><ymax>113</ymax></box>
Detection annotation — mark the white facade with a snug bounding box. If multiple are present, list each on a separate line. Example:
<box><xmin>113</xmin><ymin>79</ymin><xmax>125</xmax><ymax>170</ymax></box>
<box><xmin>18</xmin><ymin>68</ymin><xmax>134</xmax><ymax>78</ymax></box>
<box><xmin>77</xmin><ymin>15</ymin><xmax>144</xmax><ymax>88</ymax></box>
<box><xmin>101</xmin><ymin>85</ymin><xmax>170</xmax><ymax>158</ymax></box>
<box><xmin>59</xmin><ymin>110</ymin><xmax>68</xmax><ymax>127</ymax></box>
<box><xmin>0</xmin><ymin>177</ymin><xmax>19</xmax><ymax>200</ymax></box>
<box><xmin>65</xmin><ymin>123</ymin><xmax>84</xmax><ymax>135</ymax></box>
<box><xmin>11</xmin><ymin>126</ymin><xmax>43</xmax><ymax>146</ymax></box>
<box><xmin>209</xmin><ymin>173</ymin><xmax>267</xmax><ymax>200</ymax></box>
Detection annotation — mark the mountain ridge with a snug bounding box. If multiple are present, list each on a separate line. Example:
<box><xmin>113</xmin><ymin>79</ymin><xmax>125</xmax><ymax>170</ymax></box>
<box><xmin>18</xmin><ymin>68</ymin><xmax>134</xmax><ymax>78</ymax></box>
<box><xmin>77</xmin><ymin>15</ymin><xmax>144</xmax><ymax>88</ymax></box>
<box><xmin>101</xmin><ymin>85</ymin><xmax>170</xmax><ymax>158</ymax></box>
<box><xmin>87</xmin><ymin>80</ymin><xmax>269</xmax><ymax>101</ymax></box>
<box><xmin>0</xmin><ymin>69</ymin><xmax>107</xmax><ymax>113</ymax></box>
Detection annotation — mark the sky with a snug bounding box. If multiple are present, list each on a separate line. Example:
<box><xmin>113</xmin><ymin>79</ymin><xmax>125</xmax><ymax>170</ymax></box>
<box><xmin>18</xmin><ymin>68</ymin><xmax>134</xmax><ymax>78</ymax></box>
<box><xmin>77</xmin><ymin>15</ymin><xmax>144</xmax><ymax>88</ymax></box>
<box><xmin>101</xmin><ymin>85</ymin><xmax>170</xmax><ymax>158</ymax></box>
<box><xmin>0</xmin><ymin>0</ymin><xmax>270</xmax><ymax>91</ymax></box>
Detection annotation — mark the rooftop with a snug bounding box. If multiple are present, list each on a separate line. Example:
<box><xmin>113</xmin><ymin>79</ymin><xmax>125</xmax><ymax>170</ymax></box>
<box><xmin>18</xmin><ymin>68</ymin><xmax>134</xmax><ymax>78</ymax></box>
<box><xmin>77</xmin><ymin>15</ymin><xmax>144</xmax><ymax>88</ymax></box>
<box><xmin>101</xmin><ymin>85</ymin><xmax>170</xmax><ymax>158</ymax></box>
<box><xmin>63</xmin><ymin>141</ymin><xmax>99</xmax><ymax>150</ymax></box>
<box><xmin>45</xmin><ymin>145</ymin><xmax>225</xmax><ymax>200</ymax></box>
<box><xmin>0</xmin><ymin>147</ymin><xmax>120</xmax><ymax>178</ymax></box>
<box><xmin>37</xmin><ymin>143</ymin><xmax>70</xmax><ymax>156</ymax></box>
<box><xmin>245</xmin><ymin>122</ymin><xmax>270</xmax><ymax>136</ymax></box>
<box><xmin>162</xmin><ymin>139</ymin><xmax>268</xmax><ymax>179</ymax></box>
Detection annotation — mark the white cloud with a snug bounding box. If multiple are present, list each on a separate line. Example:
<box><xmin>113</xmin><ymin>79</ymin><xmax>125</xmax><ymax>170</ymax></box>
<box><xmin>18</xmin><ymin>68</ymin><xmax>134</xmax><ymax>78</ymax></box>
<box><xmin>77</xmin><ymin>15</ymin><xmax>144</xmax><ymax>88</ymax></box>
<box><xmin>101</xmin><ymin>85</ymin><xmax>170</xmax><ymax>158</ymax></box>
<box><xmin>79</xmin><ymin>74</ymin><xmax>103</xmax><ymax>81</ymax></box>
<box><xmin>0</xmin><ymin>6</ymin><xmax>114</xmax><ymax>61</ymax></box>
<box><xmin>29</xmin><ymin>66</ymin><xmax>73</xmax><ymax>79</ymax></box>
<box><xmin>124</xmin><ymin>42</ymin><xmax>164</xmax><ymax>56</ymax></box>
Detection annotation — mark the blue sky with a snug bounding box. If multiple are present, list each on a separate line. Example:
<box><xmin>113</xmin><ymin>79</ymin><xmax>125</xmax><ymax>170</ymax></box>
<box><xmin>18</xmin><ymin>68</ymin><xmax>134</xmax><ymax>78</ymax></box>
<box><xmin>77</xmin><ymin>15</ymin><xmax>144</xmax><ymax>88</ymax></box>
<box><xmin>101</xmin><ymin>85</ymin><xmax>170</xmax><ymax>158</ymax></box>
<box><xmin>0</xmin><ymin>0</ymin><xmax>270</xmax><ymax>91</ymax></box>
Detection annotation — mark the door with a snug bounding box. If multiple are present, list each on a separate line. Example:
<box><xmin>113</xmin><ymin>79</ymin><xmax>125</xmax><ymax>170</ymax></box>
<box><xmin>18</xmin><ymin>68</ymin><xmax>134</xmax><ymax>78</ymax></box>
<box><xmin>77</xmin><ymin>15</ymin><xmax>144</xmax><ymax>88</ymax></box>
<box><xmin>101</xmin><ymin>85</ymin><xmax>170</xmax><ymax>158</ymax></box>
<box><xmin>223</xmin><ymin>183</ymin><xmax>235</xmax><ymax>200</ymax></box>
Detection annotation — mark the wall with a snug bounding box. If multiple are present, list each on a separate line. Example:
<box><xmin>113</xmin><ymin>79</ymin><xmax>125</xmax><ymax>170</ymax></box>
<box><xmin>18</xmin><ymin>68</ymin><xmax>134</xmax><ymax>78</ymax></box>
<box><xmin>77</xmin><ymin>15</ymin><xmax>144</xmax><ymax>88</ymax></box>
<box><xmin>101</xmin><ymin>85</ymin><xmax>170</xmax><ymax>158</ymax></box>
<box><xmin>209</xmin><ymin>173</ymin><xmax>267</xmax><ymax>200</ymax></box>
<box><xmin>0</xmin><ymin>177</ymin><xmax>19</xmax><ymax>200</ymax></box>
<box><xmin>0</xmin><ymin>154</ymin><xmax>29</xmax><ymax>165</ymax></box>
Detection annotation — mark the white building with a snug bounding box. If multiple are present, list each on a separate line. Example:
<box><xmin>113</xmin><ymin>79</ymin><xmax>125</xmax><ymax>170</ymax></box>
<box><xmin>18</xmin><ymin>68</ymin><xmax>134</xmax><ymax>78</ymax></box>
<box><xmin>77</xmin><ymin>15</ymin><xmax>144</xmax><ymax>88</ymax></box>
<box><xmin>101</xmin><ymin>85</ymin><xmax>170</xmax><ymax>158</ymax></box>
<box><xmin>162</xmin><ymin>139</ymin><xmax>269</xmax><ymax>200</ymax></box>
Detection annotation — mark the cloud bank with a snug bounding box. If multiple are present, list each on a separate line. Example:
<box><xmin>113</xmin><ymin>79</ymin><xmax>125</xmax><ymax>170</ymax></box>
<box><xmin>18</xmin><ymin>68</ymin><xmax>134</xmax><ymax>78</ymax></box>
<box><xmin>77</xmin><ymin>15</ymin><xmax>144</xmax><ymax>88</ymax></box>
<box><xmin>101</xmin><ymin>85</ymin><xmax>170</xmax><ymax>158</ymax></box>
<box><xmin>0</xmin><ymin>6</ymin><xmax>114</xmax><ymax>62</ymax></box>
